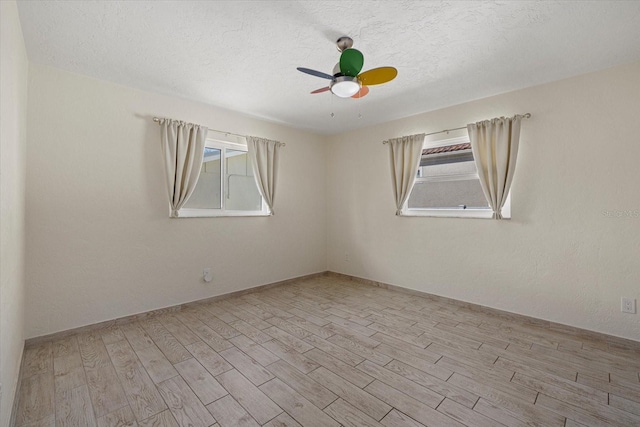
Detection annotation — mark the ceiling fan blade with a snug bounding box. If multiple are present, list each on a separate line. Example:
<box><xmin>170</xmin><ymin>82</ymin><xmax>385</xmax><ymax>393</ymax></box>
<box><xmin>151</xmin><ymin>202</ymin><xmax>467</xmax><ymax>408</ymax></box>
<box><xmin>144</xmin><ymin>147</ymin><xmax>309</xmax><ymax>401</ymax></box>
<box><xmin>357</xmin><ymin>67</ymin><xmax>398</xmax><ymax>86</ymax></box>
<box><xmin>310</xmin><ymin>87</ymin><xmax>330</xmax><ymax>94</ymax></box>
<box><xmin>351</xmin><ymin>86</ymin><xmax>370</xmax><ymax>99</ymax></box>
<box><xmin>296</xmin><ymin>67</ymin><xmax>333</xmax><ymax>80</ymax></box>
<box><xmin>339</xmin><ymin>49</ymin><xmax>364</xmax><ymax>77</ymax></box>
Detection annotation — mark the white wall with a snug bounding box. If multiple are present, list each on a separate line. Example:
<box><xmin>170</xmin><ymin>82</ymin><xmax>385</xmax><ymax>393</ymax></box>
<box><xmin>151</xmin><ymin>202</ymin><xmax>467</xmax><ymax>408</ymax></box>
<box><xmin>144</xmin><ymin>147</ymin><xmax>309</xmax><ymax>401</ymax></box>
<box><xmin>0</xmin><ymin>0</ymin><xmax>29</xmax><ymax>423</ymax></box>
<box><xmin>327</xmin><ymin>62</ymin><xmax>640</xmax><ymax>342</ymax></box>
<box><xmin>25</xmin><ymin>65</ymin><xmax>327</xmax><ymax>338</ymax></box>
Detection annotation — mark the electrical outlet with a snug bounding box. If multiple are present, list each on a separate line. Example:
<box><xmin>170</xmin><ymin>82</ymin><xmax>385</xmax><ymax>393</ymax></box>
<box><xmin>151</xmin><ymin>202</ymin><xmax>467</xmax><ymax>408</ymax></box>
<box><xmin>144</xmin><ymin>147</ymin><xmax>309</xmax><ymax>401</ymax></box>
<box><xmin>345</xmin><ymin>253</ymin><xmax>350</xmax><ymax>262</ymax></box>
<box><xmin>203</xmin><ymin>268</ymin><xmax>212</xmax><ymax>283</ymax></box>
<box><xmin>621</xmin><ymin>297</ymin><xmax>636</xmax><ymax>314</ymax></box>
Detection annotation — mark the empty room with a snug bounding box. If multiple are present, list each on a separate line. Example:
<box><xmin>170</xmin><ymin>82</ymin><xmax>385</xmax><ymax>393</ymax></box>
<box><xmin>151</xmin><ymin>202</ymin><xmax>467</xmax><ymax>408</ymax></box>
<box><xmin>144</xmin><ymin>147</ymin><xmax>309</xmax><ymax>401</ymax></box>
<box><xmin>2</xmin><ymin>1</ymin><xmax>640</xmax><ymax>426</ymax></box>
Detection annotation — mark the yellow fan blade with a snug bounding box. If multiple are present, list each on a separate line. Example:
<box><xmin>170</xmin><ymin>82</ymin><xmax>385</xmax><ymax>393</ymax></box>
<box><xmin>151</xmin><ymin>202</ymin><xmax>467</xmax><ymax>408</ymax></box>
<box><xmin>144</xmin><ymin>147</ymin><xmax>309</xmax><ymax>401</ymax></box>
<box><xmin>357</xmin><ymin>67</ymin><xmax>397</xmax><ymax>86</ymax></box>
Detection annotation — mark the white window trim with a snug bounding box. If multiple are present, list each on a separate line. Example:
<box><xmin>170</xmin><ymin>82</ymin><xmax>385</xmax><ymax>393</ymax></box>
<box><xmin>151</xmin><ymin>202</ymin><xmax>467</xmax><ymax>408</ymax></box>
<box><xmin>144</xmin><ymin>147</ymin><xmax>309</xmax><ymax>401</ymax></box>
<box><xmin>402</xmin><ymin>136</ymin><xmax>511</xmax><ymax>219</ymax></box>
<box><xmin>176</xmin><ymin>137</ymin><xmax>269</xmax><ymax>218</ymax></box>
<box><xmin>175</xmin><ymin>208</ymin><xmax>269</xmax><ymax>218</ymax></box>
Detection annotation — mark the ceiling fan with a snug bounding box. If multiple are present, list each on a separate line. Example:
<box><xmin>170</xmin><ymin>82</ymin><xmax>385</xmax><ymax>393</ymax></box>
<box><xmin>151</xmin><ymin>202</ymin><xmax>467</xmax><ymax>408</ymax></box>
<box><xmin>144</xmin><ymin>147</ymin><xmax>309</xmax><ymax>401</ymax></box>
<box><xmin>297</xmin><ymin>36</ymin><xmax>398</xmax><ymax>99</ymax></box>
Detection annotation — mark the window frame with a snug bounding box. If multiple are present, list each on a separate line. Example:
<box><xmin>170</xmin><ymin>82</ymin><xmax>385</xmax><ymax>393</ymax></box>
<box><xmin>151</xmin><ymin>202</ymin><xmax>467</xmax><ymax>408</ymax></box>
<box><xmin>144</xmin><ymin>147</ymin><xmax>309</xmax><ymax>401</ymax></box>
<box><xmin>176</xmin><ymin>137</ymin><xmax>269</xmax><ymax>218</ymax></box>
<box><xmin>402</xmin><ymin>136</ymin><xmax>511</xmax><ymax>219</ymax></box>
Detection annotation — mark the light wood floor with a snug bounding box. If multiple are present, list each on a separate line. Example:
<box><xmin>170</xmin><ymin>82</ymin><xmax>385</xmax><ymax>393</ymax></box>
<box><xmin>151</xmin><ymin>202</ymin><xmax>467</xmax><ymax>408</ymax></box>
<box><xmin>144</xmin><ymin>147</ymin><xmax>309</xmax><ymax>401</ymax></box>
<box><xmin>14</xmin><ymin>275</ymin><xmax>640</xmax><ymax>427</ymax></box>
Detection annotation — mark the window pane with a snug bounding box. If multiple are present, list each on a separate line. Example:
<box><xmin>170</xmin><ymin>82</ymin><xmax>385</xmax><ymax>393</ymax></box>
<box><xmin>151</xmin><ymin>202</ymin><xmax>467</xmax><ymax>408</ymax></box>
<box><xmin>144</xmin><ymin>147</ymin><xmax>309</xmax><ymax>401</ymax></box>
<box><xmin>408</xmin><ymin>179</ymin><xmax>489</xmax><ymax>209</ymax></box>
<box><xmin>418</xmin><ymin>159</ymin><xmax>477</xmax><ymax>177</ymax></box>
<box><xmin>184</xmin><ymin>148</ymin><xmax>222</xmax><ymax>209</ymax></box>
<box><xmin>225</xmin><ymin>149</ymin><xmax>262</xmax><ymax>211</ymax></box>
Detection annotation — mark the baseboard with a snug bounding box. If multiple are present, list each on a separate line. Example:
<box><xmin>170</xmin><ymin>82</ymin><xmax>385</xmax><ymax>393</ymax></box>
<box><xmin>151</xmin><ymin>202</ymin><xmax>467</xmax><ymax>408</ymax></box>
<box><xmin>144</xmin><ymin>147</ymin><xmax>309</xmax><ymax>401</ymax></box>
<box><xmin>327</xmin><ymin>271</ymin><xmax>640</xmax><ymax>350</ymax></box>
<box><xmin>25</xmin><ymin>271</ymin><xmax>328</xmax><ymax>347</ymax></box>
<box><xmin>8</xmin><ymin>345</ymin><xmax>26</xmax><ymax>427</ymax></box>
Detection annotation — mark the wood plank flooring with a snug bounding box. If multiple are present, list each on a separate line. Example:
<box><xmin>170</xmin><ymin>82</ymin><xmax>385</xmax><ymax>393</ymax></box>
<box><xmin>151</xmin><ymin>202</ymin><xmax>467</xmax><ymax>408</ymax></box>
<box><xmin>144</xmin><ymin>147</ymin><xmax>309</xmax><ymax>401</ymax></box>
<box><xmin>15</xmin><ymin>275</ymin><xmax>640</xmax><ymax>426</ymax></box>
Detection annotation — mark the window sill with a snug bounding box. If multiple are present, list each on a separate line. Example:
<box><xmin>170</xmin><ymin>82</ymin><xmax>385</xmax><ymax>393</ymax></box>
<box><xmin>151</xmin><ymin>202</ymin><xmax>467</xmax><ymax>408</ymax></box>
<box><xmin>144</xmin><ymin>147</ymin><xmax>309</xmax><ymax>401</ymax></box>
<box><xmin>401</xmin><ymin>208</ymin><xmax>510</xmax><ymax>219</ymax></box>
<box><xmin>174</xmin><ymin>208</ymin><xmax>270</xmax><ymax>218</ymax></box>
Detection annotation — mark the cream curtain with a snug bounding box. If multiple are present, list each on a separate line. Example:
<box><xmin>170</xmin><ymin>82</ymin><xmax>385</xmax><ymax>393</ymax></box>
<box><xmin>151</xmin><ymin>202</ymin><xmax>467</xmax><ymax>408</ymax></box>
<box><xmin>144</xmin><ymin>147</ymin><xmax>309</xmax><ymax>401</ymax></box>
<box><xmin>159</xmin><ymin>118</ymin><xmax>208</xmax><ymax>217</ymax></box>
<box><xmin>388</xmin><ymin>134</ymin><xmax>425</xmax><ymax>215</ymax></box>
<box><xmin>246</xmin><ymin>136</ymin><xmax>282</xmax><ymax>215</ymax></box>
<box><xmin>467</xmin><ymin>115</ymin><xmax>522</xmax><ymax>219</ymax></box>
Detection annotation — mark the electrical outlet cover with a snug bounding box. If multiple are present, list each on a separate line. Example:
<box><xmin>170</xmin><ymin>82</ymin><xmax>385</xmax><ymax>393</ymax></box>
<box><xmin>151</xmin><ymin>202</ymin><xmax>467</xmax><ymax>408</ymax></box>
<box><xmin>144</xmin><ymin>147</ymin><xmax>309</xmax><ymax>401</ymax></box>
<box><xmin>621</xmin><ymin>297</ymin><xmax>636</xmax><ymax>314</ymax></box>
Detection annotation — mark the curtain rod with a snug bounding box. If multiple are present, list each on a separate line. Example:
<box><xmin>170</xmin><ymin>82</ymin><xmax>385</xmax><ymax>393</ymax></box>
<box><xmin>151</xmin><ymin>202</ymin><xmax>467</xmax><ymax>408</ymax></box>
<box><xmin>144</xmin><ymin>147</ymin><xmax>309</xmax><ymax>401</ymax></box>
<box><xmin>382</xmin><ymin>113</ymin><xmax>531</xmax><ymax>144</ymax></box>
<box><xmin>152</xmin><ymin>117</ymin><xmax>286</xmax><ymax>146</ymax></box>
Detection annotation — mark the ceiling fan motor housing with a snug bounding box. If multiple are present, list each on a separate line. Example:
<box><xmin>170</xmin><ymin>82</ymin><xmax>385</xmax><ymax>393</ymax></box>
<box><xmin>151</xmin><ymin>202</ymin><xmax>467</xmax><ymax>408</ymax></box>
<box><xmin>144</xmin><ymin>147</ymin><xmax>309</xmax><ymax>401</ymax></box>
<box><xmin>332</xmin><ymin>62</ymin><xmax>344</xmax><ymax>77</ymax></box>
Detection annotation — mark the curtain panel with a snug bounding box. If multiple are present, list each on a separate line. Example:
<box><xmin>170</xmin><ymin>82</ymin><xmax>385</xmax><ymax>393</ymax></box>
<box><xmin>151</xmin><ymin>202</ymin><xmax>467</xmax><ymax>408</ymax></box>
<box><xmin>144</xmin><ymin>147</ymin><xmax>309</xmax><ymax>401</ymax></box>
<box><xmin>158</xmin><ymin>118</ymin><xmax>208</xmax><ymax>217</ymax></box>
<box><xmin>246</xmin><ymin>136</ymin><xmax>282</xmax><ymax>215</ymax></box>
<box><xmin>387</xmin><ymin>133</ymin><xmax>426</xmax><ymax>215</ymax></box>
<box><xmin>467</xmin><ymin>115</ymin><xmax>522</xmax><ymax>219</ymax></box>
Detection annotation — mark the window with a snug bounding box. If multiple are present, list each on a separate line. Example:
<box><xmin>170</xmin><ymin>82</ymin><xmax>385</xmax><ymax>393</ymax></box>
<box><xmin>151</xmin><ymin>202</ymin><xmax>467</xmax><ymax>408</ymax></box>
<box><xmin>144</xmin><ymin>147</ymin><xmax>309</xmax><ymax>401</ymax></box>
<box><xmin>404</xmin><ymin>136</ymin><xmax>510</xmax><ymax>218</ymax></box>
<box><xmin>178</xmin><ymin>136</ymin><xmax>268</xmax><ymax>217</ymax></box>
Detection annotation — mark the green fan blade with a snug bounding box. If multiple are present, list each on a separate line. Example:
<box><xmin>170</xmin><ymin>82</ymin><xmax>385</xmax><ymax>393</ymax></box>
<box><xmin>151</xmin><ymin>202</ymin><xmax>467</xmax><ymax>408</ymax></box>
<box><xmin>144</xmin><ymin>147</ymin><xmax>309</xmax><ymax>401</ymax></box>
<box><xmin>339</xmin><ymin>49</ymin><xmax>364</xmax><ymax>77</ymax></box>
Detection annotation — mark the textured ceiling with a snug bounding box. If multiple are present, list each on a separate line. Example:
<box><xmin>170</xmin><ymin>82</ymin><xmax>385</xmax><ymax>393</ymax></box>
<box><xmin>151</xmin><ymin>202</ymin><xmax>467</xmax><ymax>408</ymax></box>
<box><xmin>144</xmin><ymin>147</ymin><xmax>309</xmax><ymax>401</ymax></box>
<box><xmin>16</xmin><ymin>1</ymin><xmax>640</xmax><ymax>135</ymax></box>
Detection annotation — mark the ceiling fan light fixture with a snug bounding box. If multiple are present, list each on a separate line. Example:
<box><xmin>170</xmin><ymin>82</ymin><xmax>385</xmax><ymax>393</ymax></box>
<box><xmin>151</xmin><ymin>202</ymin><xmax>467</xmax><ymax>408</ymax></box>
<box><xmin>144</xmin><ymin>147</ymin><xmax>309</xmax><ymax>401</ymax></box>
<box><xmin>330</xmin><ymin>76</ymin><xmax>361</xmax><ymax>98</ymax></box>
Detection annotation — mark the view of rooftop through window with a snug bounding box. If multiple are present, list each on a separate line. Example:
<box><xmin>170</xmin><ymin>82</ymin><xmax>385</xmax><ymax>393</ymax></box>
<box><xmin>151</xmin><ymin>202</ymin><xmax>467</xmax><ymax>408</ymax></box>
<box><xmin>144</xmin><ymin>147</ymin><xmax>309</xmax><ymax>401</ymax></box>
<box><xmin>407</xmin><ymin>141</ymin><xmax>490</xmax><ymax>211</ymax></box>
